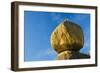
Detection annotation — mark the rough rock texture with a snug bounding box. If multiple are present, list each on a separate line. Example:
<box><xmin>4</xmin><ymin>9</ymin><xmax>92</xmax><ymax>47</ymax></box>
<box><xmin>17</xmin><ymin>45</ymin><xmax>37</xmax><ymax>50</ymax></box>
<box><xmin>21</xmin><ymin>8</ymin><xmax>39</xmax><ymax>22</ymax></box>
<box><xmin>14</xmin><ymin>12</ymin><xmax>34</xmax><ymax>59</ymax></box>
<box><xmin>50</xmin><ymin>19</ymin><xmax>90</xmax><ymax>60</ymax></box>
<box><xmin>57</xmin><ymin>51</ymin><xmax>90</xmax><ymax>60</ymax></box>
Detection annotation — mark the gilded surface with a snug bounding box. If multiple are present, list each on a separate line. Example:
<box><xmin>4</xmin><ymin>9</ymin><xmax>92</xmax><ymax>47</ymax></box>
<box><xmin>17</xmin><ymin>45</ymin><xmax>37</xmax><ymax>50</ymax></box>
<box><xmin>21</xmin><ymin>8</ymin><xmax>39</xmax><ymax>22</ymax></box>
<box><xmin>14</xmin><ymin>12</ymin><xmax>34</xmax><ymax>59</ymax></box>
<box><xmin>50</xmin><ymin>20</ymin><xmax>84</xmax><ymax>53</ymax></box>
<box><xmin>50</xmin><ymin>19</ymin><xmax>89</xmax><ymax>59</ymax></box>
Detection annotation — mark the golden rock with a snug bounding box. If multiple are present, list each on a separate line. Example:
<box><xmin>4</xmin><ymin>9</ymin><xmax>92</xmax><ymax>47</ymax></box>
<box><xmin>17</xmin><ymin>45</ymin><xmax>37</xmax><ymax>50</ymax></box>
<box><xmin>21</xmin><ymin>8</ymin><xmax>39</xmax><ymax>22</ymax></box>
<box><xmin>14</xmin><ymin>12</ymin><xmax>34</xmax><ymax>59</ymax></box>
<box><xmin>50</xmin><ymin>19</ymin><xmax>84</xmax><ymax>53</ymax></box>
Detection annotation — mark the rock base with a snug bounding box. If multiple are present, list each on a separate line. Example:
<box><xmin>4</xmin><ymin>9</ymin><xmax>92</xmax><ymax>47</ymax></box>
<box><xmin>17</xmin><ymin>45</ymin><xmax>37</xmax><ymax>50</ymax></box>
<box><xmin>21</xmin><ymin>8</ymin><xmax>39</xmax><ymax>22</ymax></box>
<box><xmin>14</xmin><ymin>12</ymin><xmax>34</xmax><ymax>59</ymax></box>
<box><xmin>57</xmin><ymin>51</ymin><xmax>90</xmax><ymax>60</ymax></box>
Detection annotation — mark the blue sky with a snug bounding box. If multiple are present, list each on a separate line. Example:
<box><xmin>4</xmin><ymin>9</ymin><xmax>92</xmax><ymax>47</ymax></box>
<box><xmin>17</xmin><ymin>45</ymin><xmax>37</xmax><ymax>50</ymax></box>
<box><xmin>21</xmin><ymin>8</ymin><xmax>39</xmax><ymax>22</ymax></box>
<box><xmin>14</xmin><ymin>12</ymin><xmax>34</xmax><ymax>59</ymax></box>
<box><xmin>24</xmin><ymin>11</ymin><xmax>90</xmax><ymax>61</ymax></box>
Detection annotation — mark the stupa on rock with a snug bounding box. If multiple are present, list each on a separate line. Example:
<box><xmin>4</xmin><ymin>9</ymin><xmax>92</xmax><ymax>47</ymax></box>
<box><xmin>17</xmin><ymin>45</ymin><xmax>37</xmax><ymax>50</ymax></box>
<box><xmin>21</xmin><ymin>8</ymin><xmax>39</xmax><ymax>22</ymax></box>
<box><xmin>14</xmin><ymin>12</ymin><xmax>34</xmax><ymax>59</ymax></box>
<box><xmin>50</xmin><ymin>19</ymin><xmax>90</xmax><ymax>60</ymax></box>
